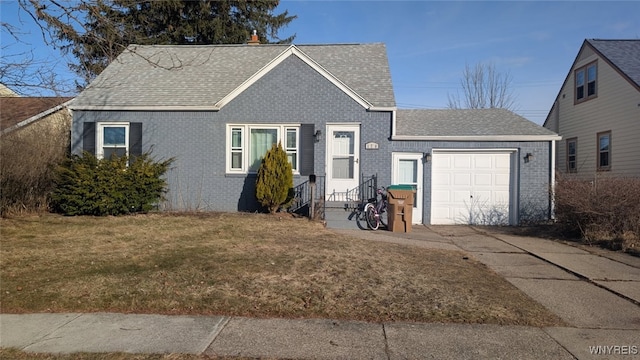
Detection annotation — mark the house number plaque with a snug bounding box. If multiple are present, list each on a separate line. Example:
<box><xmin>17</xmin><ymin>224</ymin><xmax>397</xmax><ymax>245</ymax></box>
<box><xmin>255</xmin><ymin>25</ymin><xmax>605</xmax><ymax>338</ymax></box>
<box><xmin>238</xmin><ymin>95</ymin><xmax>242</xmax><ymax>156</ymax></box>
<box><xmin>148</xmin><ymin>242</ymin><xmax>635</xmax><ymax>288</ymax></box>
<box><xmin>365</xmin><ymin>142</ymin><xmax>379</xmax><ymax>150</ymax></box>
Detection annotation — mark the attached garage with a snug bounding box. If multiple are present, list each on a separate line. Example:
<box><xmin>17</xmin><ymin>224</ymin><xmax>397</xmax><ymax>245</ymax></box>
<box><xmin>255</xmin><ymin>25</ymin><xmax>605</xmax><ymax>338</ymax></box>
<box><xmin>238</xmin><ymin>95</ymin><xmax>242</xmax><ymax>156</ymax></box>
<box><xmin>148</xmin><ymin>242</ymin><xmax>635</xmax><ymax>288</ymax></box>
<box><xmin>431</xmin><ymin>150</ymin><xmax>516</xmax><ymax>225</ymax></box>
<box><xmin>391</xmin><ymin>108</ymin><xmax>562</xmax><ymax>226</ymax></box>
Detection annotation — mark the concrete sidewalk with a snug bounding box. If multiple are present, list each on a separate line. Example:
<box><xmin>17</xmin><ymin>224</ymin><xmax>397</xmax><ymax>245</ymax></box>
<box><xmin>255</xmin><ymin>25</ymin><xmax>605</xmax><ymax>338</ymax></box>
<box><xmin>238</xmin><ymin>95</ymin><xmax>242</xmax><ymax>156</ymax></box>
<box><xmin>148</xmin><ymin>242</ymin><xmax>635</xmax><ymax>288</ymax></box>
<box><xmin>2</xmin><ymin>226</ymin><xmax>639</xmax><ymax>359</ymax></box>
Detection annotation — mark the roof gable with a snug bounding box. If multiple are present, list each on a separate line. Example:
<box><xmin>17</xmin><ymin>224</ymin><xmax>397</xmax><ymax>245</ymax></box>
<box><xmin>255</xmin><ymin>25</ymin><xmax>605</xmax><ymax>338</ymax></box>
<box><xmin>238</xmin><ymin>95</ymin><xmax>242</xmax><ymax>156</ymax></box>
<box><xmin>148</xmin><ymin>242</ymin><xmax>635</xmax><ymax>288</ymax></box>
<box><xmin>543</xmin><ymin>39</ymin><xmax>640</xmax><ymax>128</ymax></box>
<box><xmin>71</xmin><ymin>43</ymin><xmax>396</xmax><ymax>111</ymax></box>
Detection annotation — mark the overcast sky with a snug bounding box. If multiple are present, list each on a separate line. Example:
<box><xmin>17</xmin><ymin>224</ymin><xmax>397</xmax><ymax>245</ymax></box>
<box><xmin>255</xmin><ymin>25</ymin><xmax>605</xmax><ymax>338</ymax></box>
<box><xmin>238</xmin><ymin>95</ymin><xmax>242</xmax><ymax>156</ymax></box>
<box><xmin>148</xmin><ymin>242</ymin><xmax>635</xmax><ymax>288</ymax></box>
<box><xmin>2</xmin><ymin>1</ymin><xmax>639</xmax><ymax>124</ymax></box>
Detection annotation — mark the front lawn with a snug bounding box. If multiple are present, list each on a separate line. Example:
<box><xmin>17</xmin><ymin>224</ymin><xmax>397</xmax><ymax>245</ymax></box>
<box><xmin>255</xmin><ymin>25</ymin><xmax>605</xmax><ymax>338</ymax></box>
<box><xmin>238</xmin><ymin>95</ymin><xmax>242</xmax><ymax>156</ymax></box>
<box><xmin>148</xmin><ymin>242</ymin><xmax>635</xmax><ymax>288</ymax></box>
<box><xmin>0</xmin><ymin>213</ymin><xmax>563</xmax><ymax>326</ymax></box>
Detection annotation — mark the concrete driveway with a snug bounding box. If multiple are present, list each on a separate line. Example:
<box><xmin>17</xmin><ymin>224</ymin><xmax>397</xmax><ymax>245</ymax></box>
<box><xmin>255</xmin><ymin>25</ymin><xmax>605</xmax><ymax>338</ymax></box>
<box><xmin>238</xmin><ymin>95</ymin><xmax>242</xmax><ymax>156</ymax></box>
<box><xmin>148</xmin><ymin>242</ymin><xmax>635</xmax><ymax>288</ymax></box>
<box><xmin>336</xmin><ymin>225</ymin><xmax>640</xmax><ymax>359</ymax></box>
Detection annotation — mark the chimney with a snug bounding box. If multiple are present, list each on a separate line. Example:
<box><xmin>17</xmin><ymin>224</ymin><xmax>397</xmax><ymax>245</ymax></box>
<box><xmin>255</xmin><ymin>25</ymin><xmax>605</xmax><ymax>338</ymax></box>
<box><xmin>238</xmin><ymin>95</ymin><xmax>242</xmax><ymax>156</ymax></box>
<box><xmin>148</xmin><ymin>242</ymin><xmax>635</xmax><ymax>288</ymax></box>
<box><xmin>248</xmin><ymin>30</ymin><xmax>260</xmax><ymax>45</ymax></box>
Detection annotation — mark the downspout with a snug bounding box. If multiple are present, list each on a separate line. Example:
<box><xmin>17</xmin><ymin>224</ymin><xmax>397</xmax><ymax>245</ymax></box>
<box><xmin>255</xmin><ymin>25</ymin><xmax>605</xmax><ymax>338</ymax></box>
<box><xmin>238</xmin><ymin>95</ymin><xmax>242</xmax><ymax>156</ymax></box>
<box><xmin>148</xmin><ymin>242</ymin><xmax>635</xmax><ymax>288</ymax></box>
<box><xmin>550</xmin><ymin>140</ymin><xmax>557</xmax><ymax>220</ymax></box>
<box><xmin>390</xmin><ymin>110</ymin><xmax>397</xmax><ymax>139</ymax></box>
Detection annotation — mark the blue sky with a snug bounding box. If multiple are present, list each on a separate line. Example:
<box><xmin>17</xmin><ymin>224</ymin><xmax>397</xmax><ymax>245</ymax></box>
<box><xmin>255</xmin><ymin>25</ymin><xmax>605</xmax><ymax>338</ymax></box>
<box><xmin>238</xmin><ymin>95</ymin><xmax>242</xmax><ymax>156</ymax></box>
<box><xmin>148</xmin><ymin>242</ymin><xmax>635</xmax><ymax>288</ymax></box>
<box><xmin>2</xmin><ymin>1</ymin><xmax>639</xmax><ymax>124</ymax></box>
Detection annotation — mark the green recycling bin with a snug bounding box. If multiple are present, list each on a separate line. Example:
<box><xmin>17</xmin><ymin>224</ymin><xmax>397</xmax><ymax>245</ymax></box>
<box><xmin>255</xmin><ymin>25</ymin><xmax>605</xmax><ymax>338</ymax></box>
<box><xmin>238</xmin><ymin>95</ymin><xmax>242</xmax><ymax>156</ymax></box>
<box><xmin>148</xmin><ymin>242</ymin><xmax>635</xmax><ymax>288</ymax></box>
<box><xmin>387</xmin><ymin>185</ymin><xmax>416</xmax><ymax>233</ymax></box>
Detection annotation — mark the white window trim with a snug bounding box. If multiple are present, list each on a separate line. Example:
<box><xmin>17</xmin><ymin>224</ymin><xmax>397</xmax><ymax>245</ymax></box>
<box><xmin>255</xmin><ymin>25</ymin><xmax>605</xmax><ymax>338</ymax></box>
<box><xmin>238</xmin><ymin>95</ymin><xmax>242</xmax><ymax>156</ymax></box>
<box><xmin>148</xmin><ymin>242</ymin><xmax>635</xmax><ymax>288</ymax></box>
<box><xmin>96</xmin><ymin>122</ymin><xmax>129</xmax><ymax>160</ymax></box>
<box><xmin>226</xmin><ymin>124</ymin><xmax>300</xmax><ymax>174</ymax></box>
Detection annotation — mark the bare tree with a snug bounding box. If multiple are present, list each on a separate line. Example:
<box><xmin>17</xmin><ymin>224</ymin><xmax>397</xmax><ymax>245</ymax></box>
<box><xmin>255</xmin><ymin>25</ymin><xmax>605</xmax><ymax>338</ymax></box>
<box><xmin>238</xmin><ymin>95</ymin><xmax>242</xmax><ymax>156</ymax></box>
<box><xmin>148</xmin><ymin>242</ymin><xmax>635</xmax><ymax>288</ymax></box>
<box><xmin>0</xmin><ymin>21</ymin><xmax>74</xmax><ymax>96</ymax></box>
<box><xmin>18</xmin><ymin>0</ymin><xmax>296</xmax><ymax>89</ymax></box>
<box><xmin>447</xmin><ymin>62</ymin><xmax>517</xmax><ymax>111</ymax></box>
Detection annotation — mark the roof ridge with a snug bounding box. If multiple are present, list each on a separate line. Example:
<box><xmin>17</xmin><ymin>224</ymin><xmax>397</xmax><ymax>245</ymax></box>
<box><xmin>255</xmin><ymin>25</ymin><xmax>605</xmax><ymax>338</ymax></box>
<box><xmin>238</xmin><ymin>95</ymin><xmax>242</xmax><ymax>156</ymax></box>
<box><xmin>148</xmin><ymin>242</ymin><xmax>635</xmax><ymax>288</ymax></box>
<box><xmin>588</xmin><ymin>38</ymin><xmax>640</xmax><ymax>42</ymax></box>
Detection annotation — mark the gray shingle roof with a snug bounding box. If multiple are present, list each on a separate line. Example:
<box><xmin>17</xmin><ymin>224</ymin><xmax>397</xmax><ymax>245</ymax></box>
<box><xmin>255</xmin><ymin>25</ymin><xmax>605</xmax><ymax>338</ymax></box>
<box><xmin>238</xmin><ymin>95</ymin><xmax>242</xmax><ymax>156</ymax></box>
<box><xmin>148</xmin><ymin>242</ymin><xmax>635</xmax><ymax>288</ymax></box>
<box><xmin>72</xmin><ymin>43</ymin><xmax>395</xmax><ymax>109</ymax></box>
<box><xmin>588</xmin><ymin>39</ymin><xmax>640</xmax><ymax>89</ymax></box>
<box><xmin>396</xmin><ymin>108</ymin><xmax>560</xmax><ymax>139</ymax></box>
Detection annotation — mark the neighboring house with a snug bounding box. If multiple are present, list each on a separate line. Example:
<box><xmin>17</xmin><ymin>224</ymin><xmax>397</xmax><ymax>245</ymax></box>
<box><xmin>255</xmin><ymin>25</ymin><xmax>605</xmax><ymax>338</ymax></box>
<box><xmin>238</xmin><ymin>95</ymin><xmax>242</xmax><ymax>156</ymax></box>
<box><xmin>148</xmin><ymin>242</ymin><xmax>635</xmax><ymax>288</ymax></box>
<box><xmin>544</xmin><ymin>39</ymin><xmax>640</xmax><ymax>178</ymax></box>
<box><xmin>70</xmin><ymin>41</ymin><xmax>559</xmax><ymax>226</ymax></box>
<box><xmin>0</xmin><ymin>95</ymin><xmax>74</xmax><ymax>212</ymax></box>
<box><xmin>0</xmin><ymin>84</ymin><xmax>19</xmax><ymax>97</ymax></box>
<box><xmin>0</xmin><ymin>96</ymin><xmax>73</xmax><ymax>136</ymax></box>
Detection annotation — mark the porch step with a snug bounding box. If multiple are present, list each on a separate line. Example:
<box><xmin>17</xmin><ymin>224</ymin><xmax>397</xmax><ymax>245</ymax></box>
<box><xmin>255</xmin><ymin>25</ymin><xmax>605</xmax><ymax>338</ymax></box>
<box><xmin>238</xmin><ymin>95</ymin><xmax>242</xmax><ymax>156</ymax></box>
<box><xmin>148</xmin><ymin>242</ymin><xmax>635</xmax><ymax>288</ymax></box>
<box><xmin>324</xmin><ymin>201</ymin><xmax>360</xmax><ymax>210</ymax></box>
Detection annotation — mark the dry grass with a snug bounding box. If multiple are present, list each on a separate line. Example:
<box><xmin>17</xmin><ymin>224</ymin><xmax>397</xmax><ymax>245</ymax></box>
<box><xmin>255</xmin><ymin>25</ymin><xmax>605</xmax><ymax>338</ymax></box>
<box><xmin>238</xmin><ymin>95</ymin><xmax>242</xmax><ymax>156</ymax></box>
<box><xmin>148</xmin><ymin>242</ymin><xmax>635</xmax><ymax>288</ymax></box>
<box><xmin>0</xmin><ymin>348</ymin><xmax>246</xmax><ymax>360</ymax></box>
<box><xmin>0</xmin><ymin>213</ymin><xmax>563</xmax><ymax>327</ymax></box>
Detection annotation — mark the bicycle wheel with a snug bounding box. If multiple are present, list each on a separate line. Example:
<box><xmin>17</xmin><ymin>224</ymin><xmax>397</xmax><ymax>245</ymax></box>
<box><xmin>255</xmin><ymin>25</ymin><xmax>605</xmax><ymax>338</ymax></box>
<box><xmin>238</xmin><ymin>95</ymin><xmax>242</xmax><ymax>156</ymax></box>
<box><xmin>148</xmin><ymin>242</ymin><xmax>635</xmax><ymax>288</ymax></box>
<box><xmin>364</xmin><ymin>203</ymin><xmax>379</xmax><ymax>230</ymax></box>
<box><xmin>354</xmin><ymin>207</ymin><xmax>369</xmax><ymax>230</ymax></box>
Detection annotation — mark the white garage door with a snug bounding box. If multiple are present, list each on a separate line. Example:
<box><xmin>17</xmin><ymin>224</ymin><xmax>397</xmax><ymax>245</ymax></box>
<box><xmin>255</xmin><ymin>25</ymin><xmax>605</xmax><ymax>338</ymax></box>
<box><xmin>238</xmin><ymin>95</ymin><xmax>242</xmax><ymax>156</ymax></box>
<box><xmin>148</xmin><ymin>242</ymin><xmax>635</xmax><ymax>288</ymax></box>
<box><xmin>431</xmin><ymin>151</ymin><xmax>514</xmax><ymax>225</ymax></box>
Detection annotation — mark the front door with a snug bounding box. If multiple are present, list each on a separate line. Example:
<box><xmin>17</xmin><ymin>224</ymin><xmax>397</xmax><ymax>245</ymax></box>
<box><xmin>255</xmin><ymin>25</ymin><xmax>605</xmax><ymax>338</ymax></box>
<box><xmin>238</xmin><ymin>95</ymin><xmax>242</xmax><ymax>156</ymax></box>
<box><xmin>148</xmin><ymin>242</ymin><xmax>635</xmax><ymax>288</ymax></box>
<box><xmin>326</xmin><ymin>124</ymin><xmax>360</xmax><ymax>200</ymax></box>
<box><xmin>392</xmin><ymin>153</ymin><xmax>423</xmax><ymax>224</ymax></box>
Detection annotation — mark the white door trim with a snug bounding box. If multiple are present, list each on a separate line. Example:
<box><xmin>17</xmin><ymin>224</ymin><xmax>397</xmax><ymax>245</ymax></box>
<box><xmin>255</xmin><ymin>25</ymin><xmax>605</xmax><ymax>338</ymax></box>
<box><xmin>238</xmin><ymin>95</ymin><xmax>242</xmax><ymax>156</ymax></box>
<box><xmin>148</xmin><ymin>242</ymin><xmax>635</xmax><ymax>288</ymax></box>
<box><xmin>391</xmin><ymin>152</ymin><xmax>423</xmax><ymax>224</ymax></box>
<box><xmin>325</xmin><ymin>124</ymin><xmax>360</xmax><ymax>201</ymax></box>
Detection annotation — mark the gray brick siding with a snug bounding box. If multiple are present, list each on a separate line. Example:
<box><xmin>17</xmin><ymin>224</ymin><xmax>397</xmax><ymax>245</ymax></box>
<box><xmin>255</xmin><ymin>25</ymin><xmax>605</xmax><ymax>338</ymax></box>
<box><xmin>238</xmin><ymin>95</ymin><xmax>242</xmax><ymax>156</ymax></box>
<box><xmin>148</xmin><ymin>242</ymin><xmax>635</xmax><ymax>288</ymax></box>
<box><xmin>72</xmin><ymin>56</ymin><xmax>392</xmax><ymax>212</ymax></box>
<box><xmin>71</xmin><ymin>55</ymin><xmax>553</xmax><ymax>223</ymax></box>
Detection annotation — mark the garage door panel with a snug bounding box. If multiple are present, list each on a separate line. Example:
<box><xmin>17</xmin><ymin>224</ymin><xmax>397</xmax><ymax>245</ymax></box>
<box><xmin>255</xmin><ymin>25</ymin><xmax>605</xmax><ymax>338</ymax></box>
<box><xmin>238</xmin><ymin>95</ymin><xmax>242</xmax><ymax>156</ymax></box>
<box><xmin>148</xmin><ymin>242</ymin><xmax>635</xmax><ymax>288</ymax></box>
<box><xmin>496</xmin><ymin>155</ymin><xmax>511</xmax><ymax>168</ymax></box>
<box><xmin>432</xmin><ymin>191</ymin><xmax>450</xmax><ymax>202</ymax></box>
<box><xmin>453</xmin><ymin>190</ymin><xmax>471</xmax><ymax>202</ymax></box>
<box><xmin>453</xmin><ymin>173</ymin><xmax>471</xmax><ymax>186</ymax></box>
<box><xmin>432</xmin><ymin>173</ymin><xmax>450</xmax><ymax>186</ymax></box>
<box><xmin>454</xmin><ymin>156</ymin><xmax>472</xmax><ymax>169</ymax></box>
<box><xmin>433</xmin><ymin>156</ymin><xmax>451</xmax><ymax>169</ymax></box>
<box><xmin>495</xmin><ymin>173</ymin><xmax>510</xmax><ymax>186</ymax></box>
<box><xmin>474</xmin><ymin>173</ymin><xmax>492</xmax><ymax>186</ymax></box>
<box><xmin>432</xmin><ymin>152</ymin><xmax>513</xmax><ymax>226</ymax></box>
<box><xmin>474</xmin><ymin>156</ymin><xmax>492</xmax><ymax>168</ymax></box>
<box><xmin>494</xmin><ymin>190</ymin><xmax>510</xmax><ymax>202</ymax></box>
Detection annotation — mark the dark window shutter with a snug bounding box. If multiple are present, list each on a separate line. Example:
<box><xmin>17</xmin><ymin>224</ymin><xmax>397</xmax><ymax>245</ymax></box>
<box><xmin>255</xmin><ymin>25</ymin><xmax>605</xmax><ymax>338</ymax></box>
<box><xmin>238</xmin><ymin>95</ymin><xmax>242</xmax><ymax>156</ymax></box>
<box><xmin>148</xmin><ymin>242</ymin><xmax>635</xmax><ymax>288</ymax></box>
<box><xmin>300</xmin><ymin>124</ymin><xmax>315</xmax><ymax>176</ymax></box>
<box><xmin>83</xmin><ymin>122</ymin><xmax>96</xmax><ymax>155</ymax></box>
<box><xmin>129</xmin><ymin>123</ymin><xmax>142</xmax><ymax>157</ymax></box>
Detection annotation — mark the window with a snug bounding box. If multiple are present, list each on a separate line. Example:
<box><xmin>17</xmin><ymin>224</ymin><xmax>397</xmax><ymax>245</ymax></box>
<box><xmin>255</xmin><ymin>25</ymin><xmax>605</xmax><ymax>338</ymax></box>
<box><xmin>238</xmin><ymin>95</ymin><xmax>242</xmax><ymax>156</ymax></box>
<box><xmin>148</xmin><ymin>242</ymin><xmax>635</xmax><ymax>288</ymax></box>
<box><xmin>575</xmin><ymin>61</ymin><xmax>597</xmax><ymax>102</ymax></box>
<box><xmin>566</xmin><ymin>138</ymin><xmax>577</xmax><ymax>173</ymax></box>
<box><xmin>227</xmin><ymin>124</ymin><xmax>299</xmax><ymax>173</ymax></box>
<box><xmin>97</xmin><ymin>123</ymin><xmax>129</xmax><ymax>159</ymax></box>
<box><xmin>597</xmin><ymin>131</ymin><xmax>611</xmax><ymax>171</ymax></box>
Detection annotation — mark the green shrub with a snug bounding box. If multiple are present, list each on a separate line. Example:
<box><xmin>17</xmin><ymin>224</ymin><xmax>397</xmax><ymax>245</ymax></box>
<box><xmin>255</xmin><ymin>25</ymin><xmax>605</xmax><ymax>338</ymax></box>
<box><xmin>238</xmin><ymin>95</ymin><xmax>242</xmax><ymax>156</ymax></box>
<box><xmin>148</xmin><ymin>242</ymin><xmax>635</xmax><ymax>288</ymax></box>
<box><xmin>255</xmin><ymin>142</ymin><xmax>293</xmax><ymax>214</ymax></box>
<box><xmin>50</xmin><ymin>152</ymin><xmax>173</xmax><ymax>216</ymax></box>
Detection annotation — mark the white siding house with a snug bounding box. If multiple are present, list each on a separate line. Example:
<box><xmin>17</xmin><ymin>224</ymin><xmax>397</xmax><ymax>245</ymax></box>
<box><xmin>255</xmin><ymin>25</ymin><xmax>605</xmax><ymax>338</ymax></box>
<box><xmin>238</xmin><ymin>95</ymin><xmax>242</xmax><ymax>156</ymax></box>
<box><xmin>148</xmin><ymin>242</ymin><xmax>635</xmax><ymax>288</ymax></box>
<box><xmin>544</xmin><ymin>39</ymin><xmax>640</xmax><ymax>179</ymax></box>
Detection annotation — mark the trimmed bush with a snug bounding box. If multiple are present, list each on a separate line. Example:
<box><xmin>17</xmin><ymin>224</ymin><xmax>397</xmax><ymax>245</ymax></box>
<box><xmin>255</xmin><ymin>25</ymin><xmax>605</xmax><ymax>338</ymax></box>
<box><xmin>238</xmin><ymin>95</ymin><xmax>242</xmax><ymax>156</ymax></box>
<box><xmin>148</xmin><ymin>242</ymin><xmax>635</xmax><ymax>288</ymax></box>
<box><xmin>554</xmin><ymin>175</ymin><xmax>640</xmax><ymax>252</ymax></box>
<box><xmin>50</xmin><ymin>152</ymin><xmax>173</xmax><ymax>216</ymax></box>
<box><xmin>255</xmin><ymin>142</ymin><xmax>293</xmax><ymax>214</ymax></box>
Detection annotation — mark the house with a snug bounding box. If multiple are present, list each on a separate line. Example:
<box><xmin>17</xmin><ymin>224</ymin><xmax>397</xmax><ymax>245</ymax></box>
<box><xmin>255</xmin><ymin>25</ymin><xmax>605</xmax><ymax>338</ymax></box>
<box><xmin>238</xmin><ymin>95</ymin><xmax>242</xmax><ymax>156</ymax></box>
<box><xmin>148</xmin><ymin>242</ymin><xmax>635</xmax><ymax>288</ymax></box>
<box><xmin>544</xmin><ymin>39</ymin><xmax>640</xmax><ymax>178</ymax></box>
<box><xmin>69</xmin><ymin>39</ymin><xmax>560</xmax><ymax>226</ymax></box>
<box><xmin>0</xmin><ymin>96</ymin><xmax>73</xmax><ymax>136</ymax></box>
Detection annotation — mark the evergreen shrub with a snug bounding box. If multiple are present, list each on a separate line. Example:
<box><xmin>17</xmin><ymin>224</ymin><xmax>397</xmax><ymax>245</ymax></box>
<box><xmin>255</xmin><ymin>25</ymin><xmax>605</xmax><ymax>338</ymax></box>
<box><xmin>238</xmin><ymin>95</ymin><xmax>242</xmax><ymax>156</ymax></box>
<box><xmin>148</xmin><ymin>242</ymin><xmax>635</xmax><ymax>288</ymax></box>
<box><xmin>50</xmin><ymin>152</ymin><xmax>173</xmax><ymax>216</ymax></box>
<box><xmin>255</xmin><ymin>142</ymin><xmax>293</xmax><ymax>214</ymax></box>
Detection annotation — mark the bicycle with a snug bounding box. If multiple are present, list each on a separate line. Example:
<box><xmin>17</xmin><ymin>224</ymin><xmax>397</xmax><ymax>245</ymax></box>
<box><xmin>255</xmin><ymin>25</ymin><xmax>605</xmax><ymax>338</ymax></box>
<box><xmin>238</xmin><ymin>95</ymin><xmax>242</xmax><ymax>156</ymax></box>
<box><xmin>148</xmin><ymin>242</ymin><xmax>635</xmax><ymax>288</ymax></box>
<box><xmin>365</xmin><ymin>187</ymin><xmax>388</xmax><ymax>230</ymax></box>
<box><xmin>348</xmin><ymin>187</ymin><xmax>388</xmax><ymax>230</ymax></box>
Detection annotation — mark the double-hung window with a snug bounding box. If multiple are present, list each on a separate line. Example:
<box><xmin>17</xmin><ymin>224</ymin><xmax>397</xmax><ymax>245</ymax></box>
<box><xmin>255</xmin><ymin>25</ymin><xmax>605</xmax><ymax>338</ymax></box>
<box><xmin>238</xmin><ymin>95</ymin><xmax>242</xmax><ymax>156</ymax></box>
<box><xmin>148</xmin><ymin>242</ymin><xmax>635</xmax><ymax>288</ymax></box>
<box><xmin>575</xmin><ymin>61</ymin><xmax>597</xmax><ymax>103</ymax></box>
<box><xmin>97</xmin><ymin>123</ymin><xmax>129</xmax><ymax>159</ymax></box>
<box><xmin>566</xmin><ymin>138</ymin><xmax>577</xmax><ymax>173</ymax></box>
<box><xmin>227</xmin><ymin>124</ymin><xmax>299</xmax><ymax>173</ymax></box>
<box><xmin>597</xmin><ymin>131</ymin><xmax>611</xmax><ymax>171</ymax></box>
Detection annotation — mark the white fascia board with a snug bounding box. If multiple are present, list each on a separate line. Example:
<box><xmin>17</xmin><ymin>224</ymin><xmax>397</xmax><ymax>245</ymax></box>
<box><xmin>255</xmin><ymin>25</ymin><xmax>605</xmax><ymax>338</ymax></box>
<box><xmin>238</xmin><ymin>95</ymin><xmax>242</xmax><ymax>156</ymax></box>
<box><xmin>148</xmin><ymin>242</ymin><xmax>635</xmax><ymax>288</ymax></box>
<box><xmin>69</xmin><ymin>105</ymin><xmax>220</xmax><ymax>111</ymax></box>
<box><xmin>369</xmin><ymin>106</ymin><xmax>397</xmax><ymax>112</ymax></box>
<box><xmin>391</xmin><ymin>135</ymin><xmax>563</xmax><ymax>142</ymax></box>
<box><xmin>1</xmin><ymin>99</ymin><xmax>73</xmax><ymax>136</ymax></box>
<box><xmin>213</xmin><ymin>45</ymin><xmax>374</xmax><ymax>110</ymax></box>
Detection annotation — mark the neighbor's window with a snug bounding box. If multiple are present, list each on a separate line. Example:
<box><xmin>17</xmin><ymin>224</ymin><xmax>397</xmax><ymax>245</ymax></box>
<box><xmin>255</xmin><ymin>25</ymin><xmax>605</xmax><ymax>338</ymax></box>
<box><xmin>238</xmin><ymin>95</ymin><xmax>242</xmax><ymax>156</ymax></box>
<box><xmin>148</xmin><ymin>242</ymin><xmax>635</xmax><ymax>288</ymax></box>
<box><xmin>575</xmin><ymin>61</ymin><xmax>597</xmax><ymax>103</ymax></box>
<box><xmin>227</xmin><ymin>124</ymin><xmax>299</xmax><ymax>173</ymax></box>
<box><xmin>97</xmin><ymin>123</ymin><xmax>129</xmax><ymax>159</ymax></box>
<box><xmin>566</xmin><ymin>138</ymin><xmax>577</xmax><ymax>173</ymax></box>
<box><xmin>597</xmin><ymin>131</ymin><xmax>611</xmax><ymax>171</ymax></box>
